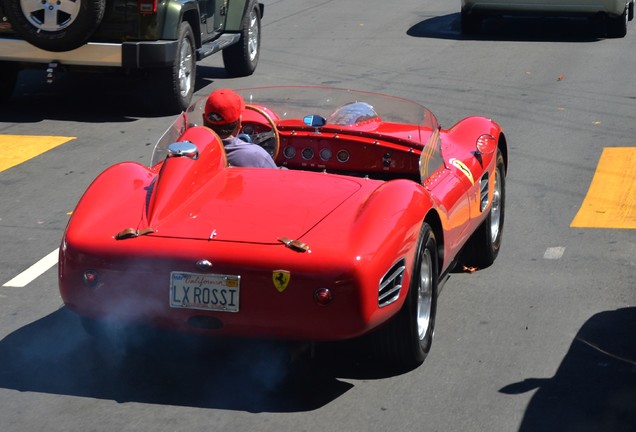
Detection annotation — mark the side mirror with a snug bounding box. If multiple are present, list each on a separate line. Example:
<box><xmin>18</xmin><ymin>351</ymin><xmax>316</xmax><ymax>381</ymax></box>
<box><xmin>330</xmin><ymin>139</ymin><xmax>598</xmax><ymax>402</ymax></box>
<box><xmin>167</xmin><ymin>141</ymin><xmax>199</xmax><ymax>160</ymax></box>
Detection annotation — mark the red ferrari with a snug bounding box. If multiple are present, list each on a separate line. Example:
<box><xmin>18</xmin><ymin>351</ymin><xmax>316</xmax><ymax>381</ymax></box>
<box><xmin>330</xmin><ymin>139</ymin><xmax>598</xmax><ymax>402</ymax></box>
<box><xmin>59</xmin><ymin>86</ymin><xmax>508</xmax><ymax>368</ymax></box>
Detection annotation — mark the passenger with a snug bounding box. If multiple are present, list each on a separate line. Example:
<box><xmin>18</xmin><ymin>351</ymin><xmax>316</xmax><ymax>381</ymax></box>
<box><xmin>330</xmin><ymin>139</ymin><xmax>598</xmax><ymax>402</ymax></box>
<box><xmin>203</xmin><ymin>88</ymin><xmax>277</xmax><ymax>168</ymax></box>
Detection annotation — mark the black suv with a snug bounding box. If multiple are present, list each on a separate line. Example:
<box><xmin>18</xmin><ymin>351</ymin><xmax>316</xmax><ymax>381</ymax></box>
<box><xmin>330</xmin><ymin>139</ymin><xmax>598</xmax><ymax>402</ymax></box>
<box><xmin>0</xmin><ymin>0</ymin><xmax>263</xmax><ymax>112</ymax></box>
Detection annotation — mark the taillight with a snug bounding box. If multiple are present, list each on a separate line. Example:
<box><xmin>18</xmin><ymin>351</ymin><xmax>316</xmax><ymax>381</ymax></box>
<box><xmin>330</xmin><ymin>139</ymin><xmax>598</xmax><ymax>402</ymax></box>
<box><xmin>137</xmin><ymin>0</ymin><xmax>157</xmax><ymax>14</ymax></box>
<box><xmin>83</xmin><ymin>270</ymin><xmax>99</xmax><ymax>288</ymax></box>
<box><xmin>313</xmin><ymin>288</ymin><xmax>333</xmax><ymax>306</ymax></box>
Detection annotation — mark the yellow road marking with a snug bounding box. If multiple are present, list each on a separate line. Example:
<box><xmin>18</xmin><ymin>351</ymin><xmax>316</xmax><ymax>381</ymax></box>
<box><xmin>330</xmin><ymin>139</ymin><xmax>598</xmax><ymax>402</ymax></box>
<box><xmin>571</xmin><ymin>147</ymin><xmax>636</xmax><ymax>229</ymax></box>
<box><xmin>0</xmin><ymin>135</ymin><xmax>76</xmax><ymax>172</ymax></box>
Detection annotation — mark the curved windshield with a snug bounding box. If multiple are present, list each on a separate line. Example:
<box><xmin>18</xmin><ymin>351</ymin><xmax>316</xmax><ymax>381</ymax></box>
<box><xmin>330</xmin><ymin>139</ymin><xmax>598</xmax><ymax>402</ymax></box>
<box><xmin>151</xmin><ymin>112</ymin><xmax>188</xmax><ymax>167</ymax></box>
<box><xmin>151</xmin><ymin>86</ymin><xmax>440</xmax><ymax>169</ymax></box>
<box><xmin>237</xmin><ymin>86</ymin><xmax>436</xmax><ymax>127</ymax></box>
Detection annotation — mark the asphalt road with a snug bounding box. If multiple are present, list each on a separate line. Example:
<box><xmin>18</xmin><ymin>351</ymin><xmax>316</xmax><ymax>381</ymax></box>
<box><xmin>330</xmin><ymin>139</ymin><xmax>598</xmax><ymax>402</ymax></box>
<box><xmin>1</xmin><ymin>1</ymin><xmax>635</xmax><ymax>431</ymax></box>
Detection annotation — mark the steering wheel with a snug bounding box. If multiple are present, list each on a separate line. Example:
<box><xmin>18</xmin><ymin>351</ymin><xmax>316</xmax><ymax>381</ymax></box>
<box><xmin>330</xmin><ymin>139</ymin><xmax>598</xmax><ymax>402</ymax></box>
<box><xmin>242</xmin><ymin>105</ymin><xmax>280</xmax><ymax>160</ymax></box>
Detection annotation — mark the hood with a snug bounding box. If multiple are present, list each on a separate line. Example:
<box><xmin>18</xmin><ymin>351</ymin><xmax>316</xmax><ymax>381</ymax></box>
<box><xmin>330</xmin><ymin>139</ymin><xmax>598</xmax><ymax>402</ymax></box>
<box><xmin>149</xmin><ymin>168</ymin><xmax>365</xmax><ymax>243</ymax></box>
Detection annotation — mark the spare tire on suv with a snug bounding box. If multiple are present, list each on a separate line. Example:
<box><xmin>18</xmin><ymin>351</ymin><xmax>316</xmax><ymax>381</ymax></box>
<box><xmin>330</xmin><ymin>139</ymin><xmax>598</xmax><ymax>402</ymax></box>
<box><xmin>1</xmin><ymin>0</ymin><xmax>106</xmax><ymax>52</ymax></box>
<box><xmin>0</xmin><ymin>0</ymin><xmax>264</xmax><ymax>113</ymax></box>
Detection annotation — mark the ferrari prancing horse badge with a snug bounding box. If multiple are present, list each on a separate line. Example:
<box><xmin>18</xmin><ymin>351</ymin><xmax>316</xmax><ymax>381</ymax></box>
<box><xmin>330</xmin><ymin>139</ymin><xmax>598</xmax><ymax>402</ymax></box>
<box><xmin>273</xmin><ymin>270</ymin><xmax>291</xmax><ymax>293</ymax></box>
<box><xmin>450</xmin><ymin>158</ymin><xmax>475</xmax><ymax>185</ymax></box>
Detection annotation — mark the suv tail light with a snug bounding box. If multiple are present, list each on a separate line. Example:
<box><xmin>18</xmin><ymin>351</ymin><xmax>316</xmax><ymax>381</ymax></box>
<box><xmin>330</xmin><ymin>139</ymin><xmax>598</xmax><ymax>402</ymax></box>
<box><xmin>137</xmin><ymin>0</ymin><xmax>157</xmax><ymax>14</ymax></box>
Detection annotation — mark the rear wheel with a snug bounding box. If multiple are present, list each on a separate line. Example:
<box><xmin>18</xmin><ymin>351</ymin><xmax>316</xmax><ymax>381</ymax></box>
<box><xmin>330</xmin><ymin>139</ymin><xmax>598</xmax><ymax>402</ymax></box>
<box><xmin>461</xmin><ymin>9</ymin><xmax>482</xmax><ymax>34</ymax></box>
<box><xmin>607</xmin><ymin>7</ymin><xmax>628</xmax><ymax>38</ymax></box>
<box><xmin>461</xmin><ymin>149</ymin><xmax>506</xmax><ymax>269</ymax></box>
<box><xmin>375</xmin><ymin>223</ymin><xmax>438</xmax><ymax>369</ymax></box>
<box><xmin>150</xmin><ymin>21</ymin><xmax>196</xmax><ymax>114</ymax></box>
<box><xmin>223</xmin><ymin>1</ymin><xmax>261</xmax><ymax>77</ymax></box>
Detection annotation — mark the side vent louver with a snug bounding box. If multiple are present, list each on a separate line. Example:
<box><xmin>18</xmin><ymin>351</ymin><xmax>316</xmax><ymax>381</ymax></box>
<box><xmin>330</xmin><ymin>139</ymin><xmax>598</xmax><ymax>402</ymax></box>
<box><xmin>378</xmin><ymin>259</ymin><xmax>406</xmax><ymax>307</ymax></box>
<box><xmin>479</xmin><ymin>172</ymin><xmax>489</xmax><ymax>212</ymax></box>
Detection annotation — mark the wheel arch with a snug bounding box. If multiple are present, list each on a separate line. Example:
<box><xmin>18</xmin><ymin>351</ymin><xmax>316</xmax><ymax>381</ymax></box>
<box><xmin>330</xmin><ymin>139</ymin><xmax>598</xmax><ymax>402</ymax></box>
<box><xmin>497</xmin><ymin>131</ymin><xmax>509</xmax><ymax>175</ymax></box>
<box><xmin>182</xmin><ymin>9</ymin><xmax>202</xmax><ymax>47</ymax></box>
<box><xmin>159</xmin><ymin>0</ymin><xmax>200</xmax><ymax>40</ymax></box>
<box><xmin>424</xmin><ymin>209</ymin><xmax>444</xmax><ymax>276</ymax></box>
<box><xmin>225</xmin><ymin>0</ymin><xmax>262</xmax><ymax>32</ymax></box>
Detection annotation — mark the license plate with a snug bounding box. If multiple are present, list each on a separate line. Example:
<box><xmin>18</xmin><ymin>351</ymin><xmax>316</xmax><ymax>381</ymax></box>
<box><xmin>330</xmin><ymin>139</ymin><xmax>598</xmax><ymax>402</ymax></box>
<box><xmin>170</xmin><ymin>271</ymin><xmax>240</xmax><ymax>312</ymax></box>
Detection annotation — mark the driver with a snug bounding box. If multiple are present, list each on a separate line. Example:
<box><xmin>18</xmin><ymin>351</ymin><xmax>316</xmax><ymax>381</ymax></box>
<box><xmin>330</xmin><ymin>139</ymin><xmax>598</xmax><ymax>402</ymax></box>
<box><xmin>203</xmin><ymin>88</ymin><xmax>277</xmax><ymax>168</ymax></box>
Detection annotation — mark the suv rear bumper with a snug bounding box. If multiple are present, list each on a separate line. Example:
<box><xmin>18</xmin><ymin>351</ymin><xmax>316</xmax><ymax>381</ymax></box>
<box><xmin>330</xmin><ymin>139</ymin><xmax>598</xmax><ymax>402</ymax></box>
<box><xmin>461</xmin><ymin>0</ymin><xmax>629</xmax><ymax>17</ymax></box>
<box><xmin>0</xmin><ymin>38</ymin><xmax>178</xmax><ymax>68</ymax></box>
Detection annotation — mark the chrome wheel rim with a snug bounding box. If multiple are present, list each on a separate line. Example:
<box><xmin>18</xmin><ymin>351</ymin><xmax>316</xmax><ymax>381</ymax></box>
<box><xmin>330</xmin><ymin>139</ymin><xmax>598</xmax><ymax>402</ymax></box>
<box><xmin>247</xmin><ymin>9</ymin><xmax>259</xmax><ymax>62</ymax></box>
<box><xmin>490</xmin><ymin>166</ymin><xmax>502</xmax><ymax>243</ymax></box>
<box><xmin>416</xmin><ymin>249</ymin><xmax>433</xmax><ymax>340</ymax></box>
<box><xmin>21</xmin><ymin>0</ymin><xmax>80</xmax><ymax>31</ymax></box>
<box><xmin>178</xmin><ymin>37</ymin><xmax>194</xmax><ymax>98</ymax></box>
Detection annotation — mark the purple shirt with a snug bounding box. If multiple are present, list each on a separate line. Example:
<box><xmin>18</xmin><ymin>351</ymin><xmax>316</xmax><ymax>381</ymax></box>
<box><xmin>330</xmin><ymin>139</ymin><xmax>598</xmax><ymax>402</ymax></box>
<box><xmin>222</xmin><ymin>137</ymin><xmax>277</xmax><ymax>168</ymax></box>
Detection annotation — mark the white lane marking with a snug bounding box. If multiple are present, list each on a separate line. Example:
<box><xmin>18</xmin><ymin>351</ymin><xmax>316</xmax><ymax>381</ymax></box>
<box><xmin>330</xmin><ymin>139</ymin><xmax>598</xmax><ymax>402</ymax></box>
<box><xmin>543</xmin><ymin>247</ymin><xmax>566</xmax><ymax>260</ymax></box>
<box><xmin>3</xmin><ymin>249</ymin><xmax>59</xmax><ymax>287</ymax></box>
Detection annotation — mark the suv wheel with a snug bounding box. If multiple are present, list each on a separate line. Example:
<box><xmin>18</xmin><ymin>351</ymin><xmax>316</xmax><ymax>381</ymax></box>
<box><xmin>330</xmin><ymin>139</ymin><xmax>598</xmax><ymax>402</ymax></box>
<box><xmin>607</xmin><ymin>6</ymin><xmax>628</xmax><ymax>38</ymax></box>
<box><xmin>461</xmin><ymin>9</ymin><xmax>482</xmax><ymax>34</ymax></box>
<box><xmin>222</xmin><ymin>0</ymin><xmax>261</xmax><ymax>77</ymax></box>
<box><xmin>151</xmin><ymin>21</ymin><xmax>196</xmax><ymax>113</ymax></box>
<box><xmin>1</xmin><ymin>0</ymin><xmax>106</xmax><ymax>51</ymax></box>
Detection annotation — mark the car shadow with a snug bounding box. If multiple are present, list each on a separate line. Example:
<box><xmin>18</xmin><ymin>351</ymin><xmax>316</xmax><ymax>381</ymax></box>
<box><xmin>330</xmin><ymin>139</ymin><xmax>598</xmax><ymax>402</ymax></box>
<box><xmin>0</xmin><ymin>307</ymin><xmax>370</xmax><ymax>412</ymax></box>
<box><xmin>500</xmin><ymin>307</ymin><xmax>636</xmax><ymax>431</ymax></box>
<box><xmin>0</xmin><ymin>65</ymin><xmax>227</xmax><ymax>123</ymax></box>
<box><xmin>407</xmin><ymin>13</ymin><xmax>603</xmax><ymax>42</ymax></box>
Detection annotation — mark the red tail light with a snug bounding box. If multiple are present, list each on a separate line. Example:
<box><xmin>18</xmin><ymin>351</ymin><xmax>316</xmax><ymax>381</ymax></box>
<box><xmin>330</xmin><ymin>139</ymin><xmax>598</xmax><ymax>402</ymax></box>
<box><xmin>82</xmin><ymin>270</ymin><xmax>99</xmax><ymax>288</ymax></box>
<box><xmin>137</xmin><ymin>0</ymin><xmax>157</xmax><ymax>14</ymax></box>
<box><xmin>314</xmin><ymin>288</ymin><xmax>333</xmax><ymax>306</ymax></box>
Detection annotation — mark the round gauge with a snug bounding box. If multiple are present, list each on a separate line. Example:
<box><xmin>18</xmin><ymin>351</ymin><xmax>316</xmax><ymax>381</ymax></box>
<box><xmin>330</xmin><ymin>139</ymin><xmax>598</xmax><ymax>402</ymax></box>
<box><xmin>242</xmin><ymin>125</ymin><xmax>254</xmax><ymax>135</ymax></box>
<box><xmin>302</xmin><ymin>147</ymin><xmax>314</xmax><ymax>160</ymax></box>
<box><xmin>337</xmin><ymin>150</ymin><xmax>350</xmax><ymax>163</ymax></box>
<box><xmin>319</xmin><ymin>148</ymin><xmax>332</xmax><ymax>161</ymax></box>
<box><xmin>283</xmin><ymin>146</ymin><xmax>296</xmax><ymax>159</ymax></box>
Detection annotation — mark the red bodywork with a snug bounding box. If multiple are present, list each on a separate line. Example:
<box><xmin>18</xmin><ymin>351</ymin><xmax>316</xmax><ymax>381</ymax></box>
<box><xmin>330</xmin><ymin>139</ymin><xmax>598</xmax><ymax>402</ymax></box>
<box><xmin>59</xmin><ymin>87</ymin><xmax>507</xmax><ymax>342</ymax></box>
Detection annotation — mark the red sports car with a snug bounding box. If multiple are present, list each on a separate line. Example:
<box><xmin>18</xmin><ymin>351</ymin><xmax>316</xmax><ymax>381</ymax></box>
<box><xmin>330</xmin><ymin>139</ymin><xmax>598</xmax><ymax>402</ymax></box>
<box><xmin>59</xmin><ymin>86</ymin><xmax>508</xmax><ymax>368</ymax></box>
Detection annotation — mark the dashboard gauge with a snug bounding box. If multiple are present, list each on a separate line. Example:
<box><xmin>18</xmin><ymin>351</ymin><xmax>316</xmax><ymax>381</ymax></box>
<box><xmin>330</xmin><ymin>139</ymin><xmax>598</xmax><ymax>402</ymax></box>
<box><xmin>337</xmin><ymin>150</ymin><xmax>350</xmax><ymax>163</ymax></box>
<box><xmin>242</xmin><ymin>125</ymin><xmax>254</xmax><ymax>135</ymax></box>
<box><xmin>283</xmin><ymin>146</ymin><xmax>296</xmax><ymax>159</ymax></box>
<box><xmin>302</xmin><ymin>147</ymin><xmax>314</xmax><ymax>160</ymax></box>
<box><xmin>319</xmin><ymin>148</ymin><xmax>332</xmax><ymax>161</ymax></box>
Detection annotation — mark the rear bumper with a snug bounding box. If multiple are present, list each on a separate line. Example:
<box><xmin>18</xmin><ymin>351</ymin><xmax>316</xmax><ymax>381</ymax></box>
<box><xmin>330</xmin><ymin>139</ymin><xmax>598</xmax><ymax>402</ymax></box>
<box><xmin>461</xmin><ymin>0</ymin><xmax>628</xmax><ymax>16</ymax></box>
<box><xmin>0</xmin><ymin>38</ymin><xmax>178</xmax><ymax>68</ymax></box>
<box><xmin>58</xmin><ymin>234</ymin><xmax>403</xmax><ymax>342</ymax></box>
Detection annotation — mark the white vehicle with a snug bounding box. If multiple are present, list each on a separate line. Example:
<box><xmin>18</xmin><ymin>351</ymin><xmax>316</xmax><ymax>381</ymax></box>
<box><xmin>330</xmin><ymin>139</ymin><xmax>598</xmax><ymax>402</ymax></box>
<box><xmin>461</xmin><ymin>0</ymin><xmax>634</xmax><ymax>37</ymax></box>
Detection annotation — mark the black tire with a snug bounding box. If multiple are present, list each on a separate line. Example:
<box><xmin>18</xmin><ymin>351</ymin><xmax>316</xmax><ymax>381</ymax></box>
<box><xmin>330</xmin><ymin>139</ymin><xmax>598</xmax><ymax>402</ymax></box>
<box><xmin>461</xmin><ymin>10</ymin><xmax>482</xmax><ymax>34</ymax></box>
<box><xmin>374</xmin><ymin>223</ymin><xmax>438</xmax><ymax>369</ymax></box>
<box><xmin>461</xmin><ymin>149</ymin><xmax>506</xmax><ymax>269</ymax></box>
<box><xmin>152</xmin><ymin>21</ymin><xmax>196</xmax><ymax>114</ymax></box>
<box><xmin>607</xmin><ymin>6</ymin><xmax>628</xmax><ymax>38</ymax></box>
<box><xmin>1</xmin><ymin>0</ymin><xmax>105</xmax><ymax>52</ymax></box>
<box><xmin>222</xmin><ymin>1</ymin><xmax>261</xmax><ymax>77</ymax></box>
<box><xmin>629</xmin><ymin>1</ymin><xmax>634</xmax><ymax>21</ymax></box>
<box><xmin>0</xmin><ymin>62</ymin><xmax>19</xmax><ymax>102</ymax></box>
